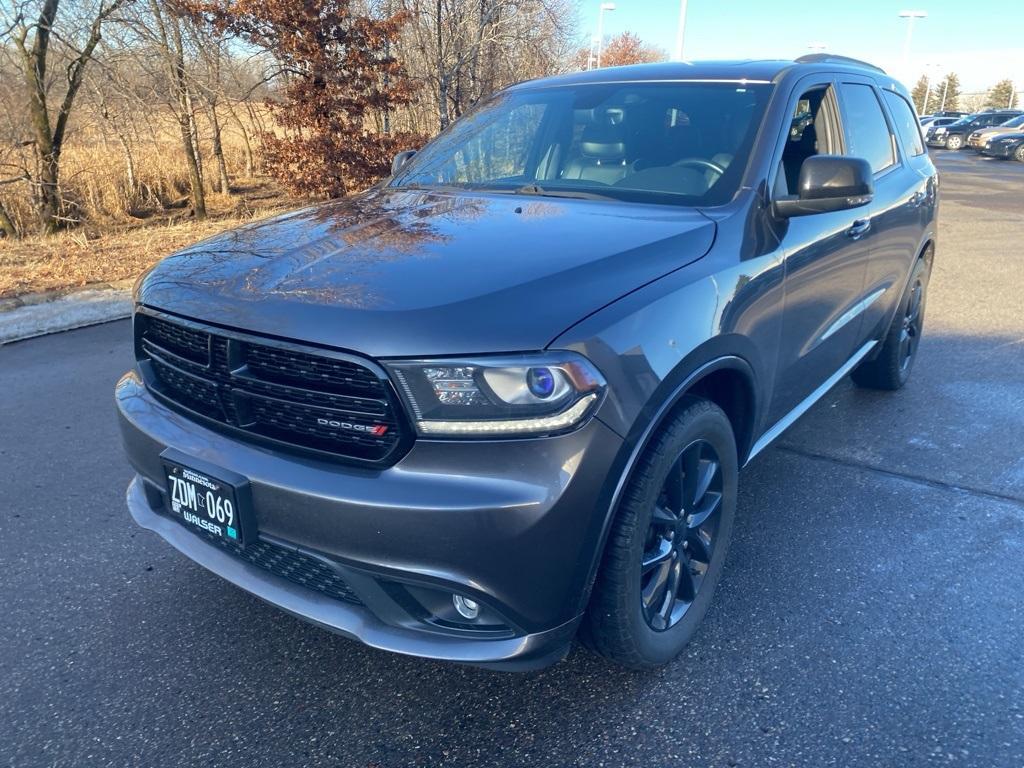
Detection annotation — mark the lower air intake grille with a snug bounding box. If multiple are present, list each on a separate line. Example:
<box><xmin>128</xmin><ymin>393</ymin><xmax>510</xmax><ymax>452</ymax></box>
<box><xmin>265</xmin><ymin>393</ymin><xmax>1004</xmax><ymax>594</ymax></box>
<box><xmin>195</xmin><ymin>528</ymin><xmax>363</xmax><ymax>606</ymax></box>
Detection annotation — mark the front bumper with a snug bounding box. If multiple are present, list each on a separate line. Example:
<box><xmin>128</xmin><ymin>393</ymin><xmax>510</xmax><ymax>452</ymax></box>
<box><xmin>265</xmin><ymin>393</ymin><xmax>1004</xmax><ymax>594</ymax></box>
<box><xmin>981</xmin><ymin>143</ymin><xmax>1018</xmax><ymax>158</ymax></box>
<box><xmin>926</xmin><ymin>135</ymin><xmax>950</xmax><ymax>148</ymax></box>
<box><xmin>116</xmin><ymin>371</ymin><xmax>624</xmax><ymax>669</ymax></box>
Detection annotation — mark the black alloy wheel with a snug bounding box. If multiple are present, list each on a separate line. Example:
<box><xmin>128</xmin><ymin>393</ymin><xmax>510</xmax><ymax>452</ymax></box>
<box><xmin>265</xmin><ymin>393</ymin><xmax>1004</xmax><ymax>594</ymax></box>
<box><xmin>583</xmin><ymin>397</ymin><xmax>737</xmax><ymax>668</ymax></box>
<box><xmin>852</xmin><ymin>255</ymin><xmax>930</xmax><ymax>391</ymax></box>
<box><xmin>899</xmin><ymin>277</ymin><xmax>924</xmax><ymax>374</ymax></box>
<box><xmin>641</xmin><ymin>439</ymin><xmax>723</xmax><ymax>631</ymax></box>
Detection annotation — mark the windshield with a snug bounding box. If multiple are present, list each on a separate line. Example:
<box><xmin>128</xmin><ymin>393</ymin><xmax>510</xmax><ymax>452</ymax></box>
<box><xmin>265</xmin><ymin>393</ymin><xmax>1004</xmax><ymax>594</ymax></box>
<box><xmin>391</xmin><ymin>82</ymin><xmax>773</xmax><ymax>207</ymax></box>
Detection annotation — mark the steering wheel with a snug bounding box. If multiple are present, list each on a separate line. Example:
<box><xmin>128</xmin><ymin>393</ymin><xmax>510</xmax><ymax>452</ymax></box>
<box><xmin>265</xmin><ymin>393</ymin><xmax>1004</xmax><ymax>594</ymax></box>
<box><xmin>672</xmin><ymin>158</ymin><xmax>727</xmax><ymax>178</ymax></box>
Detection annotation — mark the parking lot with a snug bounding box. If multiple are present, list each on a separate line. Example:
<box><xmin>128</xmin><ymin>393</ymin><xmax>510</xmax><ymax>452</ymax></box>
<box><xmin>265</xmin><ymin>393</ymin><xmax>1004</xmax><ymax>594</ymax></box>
<box><xmin>1</xmin><ymin>151</ymin><xmax>1022</xmax><ymax>768</ymax></box>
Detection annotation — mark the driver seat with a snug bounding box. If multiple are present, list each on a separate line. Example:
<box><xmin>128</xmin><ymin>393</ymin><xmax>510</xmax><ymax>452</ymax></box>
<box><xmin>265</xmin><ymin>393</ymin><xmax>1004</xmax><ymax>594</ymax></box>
<box><xmin>562</xmin><ymin>123</ymin><xmax>628</xmax><ymax>185</ymax></box>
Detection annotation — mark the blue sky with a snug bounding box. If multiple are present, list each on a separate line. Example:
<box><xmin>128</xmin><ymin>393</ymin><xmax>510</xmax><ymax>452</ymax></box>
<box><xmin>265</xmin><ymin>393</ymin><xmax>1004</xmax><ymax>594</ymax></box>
<box><xmin>578</xmin><ymin>0</ymin><xmax>1024</xmax><ymax>92</ymax></box>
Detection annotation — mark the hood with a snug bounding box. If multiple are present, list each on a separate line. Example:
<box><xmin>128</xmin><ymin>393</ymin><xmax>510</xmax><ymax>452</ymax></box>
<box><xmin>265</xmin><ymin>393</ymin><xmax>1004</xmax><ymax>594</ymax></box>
<box><xmin>137</xmin><ymin>187</ymin><xmax>716</xmax><ymax>357</ymax></box>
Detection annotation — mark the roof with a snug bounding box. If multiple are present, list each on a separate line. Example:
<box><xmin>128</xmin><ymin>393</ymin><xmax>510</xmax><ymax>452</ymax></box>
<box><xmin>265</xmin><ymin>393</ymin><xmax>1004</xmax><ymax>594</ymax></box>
<box><xmin>509</xmin><ymin>56</ymin><xmax>888</xmax><ymax>91</ymax></box>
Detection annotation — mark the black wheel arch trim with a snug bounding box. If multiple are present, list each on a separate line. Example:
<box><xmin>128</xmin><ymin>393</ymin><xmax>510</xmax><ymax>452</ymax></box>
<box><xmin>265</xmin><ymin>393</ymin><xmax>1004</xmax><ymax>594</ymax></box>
<box><xmin>582</xmin><ymin>350</ymin><xmax>758</xmax><ymax>615</ymax></box>
<box><xmin>863</xmin><ymin>236</ymin><xmax>934</xmax><ymax>363</ymax></box>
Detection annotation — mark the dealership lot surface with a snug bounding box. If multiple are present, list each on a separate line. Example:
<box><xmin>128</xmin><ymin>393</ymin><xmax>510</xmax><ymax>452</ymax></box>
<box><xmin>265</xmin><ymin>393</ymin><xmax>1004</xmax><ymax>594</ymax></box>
<box><xmin>1</xmin><ymin>153</ymin><xmax>1022</xmax><ymax>768</ymax></box>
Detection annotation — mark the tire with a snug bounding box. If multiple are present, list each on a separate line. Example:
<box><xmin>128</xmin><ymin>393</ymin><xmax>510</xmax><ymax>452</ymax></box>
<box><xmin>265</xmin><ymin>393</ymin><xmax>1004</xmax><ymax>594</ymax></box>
<box><xmin>852</xmin><ymin>256</ymin><xmax>930</xmax><ymax>391</ymax></box>
<box><xmin>946</xmin><ymin>134</ymin><xmax>963</xmax><ymax>150</ymax></box>
<box><xmin>1015</xmin><ymin>145</ymin><xmax>1024</xmax><ymax>163</ymax></box>
<box><xmin>582</xmin><ymin>397</ymin><xmax>737</xmax><ymax>669</ymax></box>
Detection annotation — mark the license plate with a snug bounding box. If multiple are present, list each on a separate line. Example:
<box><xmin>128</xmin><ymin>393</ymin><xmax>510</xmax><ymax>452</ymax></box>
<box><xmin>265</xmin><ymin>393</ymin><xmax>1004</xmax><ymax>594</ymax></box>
<box><xmin>161</xmin><ymin>452</ymin><xmax>254</xmax><ymax>545</ymax></box>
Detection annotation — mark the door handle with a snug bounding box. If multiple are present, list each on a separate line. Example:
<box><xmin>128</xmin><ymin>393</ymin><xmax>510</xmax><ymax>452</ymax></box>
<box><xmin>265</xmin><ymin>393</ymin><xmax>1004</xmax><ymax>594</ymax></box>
<box><xmin>847</xmin><ymin>218</ymin><xmax>871</xmax><ymax>239</ymax></box>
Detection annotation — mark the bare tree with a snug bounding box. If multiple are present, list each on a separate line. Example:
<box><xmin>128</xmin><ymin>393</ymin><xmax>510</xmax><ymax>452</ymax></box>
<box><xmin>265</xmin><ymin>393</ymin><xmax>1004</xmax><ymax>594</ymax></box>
<box><xmin>127</xmin><ymin>0</ymin><xmax>207</xmax><ymax>217</ymax></box>
<box><xmin>1</xmin><ymin>0</ymin><xmax>129</xmax><ymax>233</ymax></box>
<box><xmin>188</xmin><ymin>18</ymin><xmax>231</xmax><ymax>193</ymax></box>
<box><xmin>398</xmin><ymin>0</ymin><xmax>576</xmax><ymax>132</ymax></box>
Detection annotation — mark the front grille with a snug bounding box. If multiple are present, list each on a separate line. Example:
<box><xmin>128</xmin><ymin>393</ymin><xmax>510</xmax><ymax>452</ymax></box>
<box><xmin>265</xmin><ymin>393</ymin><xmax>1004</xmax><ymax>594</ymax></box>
<box><xmin>136</xmin><ymin>312</ymin><xmax>407</xmax><ymax>463</ymax></box>
<box><xmin>194</xmin><ymin>527</ymin><xmax>363</xmax><ymax>606</ymax></box>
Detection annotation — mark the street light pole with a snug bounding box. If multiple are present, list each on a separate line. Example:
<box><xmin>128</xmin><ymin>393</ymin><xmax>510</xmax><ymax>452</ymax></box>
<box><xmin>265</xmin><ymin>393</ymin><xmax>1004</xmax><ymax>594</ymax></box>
<box><xmin>898</xmin><ymin>10</ymin><xmax>927</xmax><ymax>69</ymax></box>
<box><xmin>673</xmin><ymin>0</ymin><xmax>689</xmax><ymax>61</ymax></box>
<box><xmin>596</xmin><ymin>2</ymin><xmax>616</xmax><ymax>69</ymax></box>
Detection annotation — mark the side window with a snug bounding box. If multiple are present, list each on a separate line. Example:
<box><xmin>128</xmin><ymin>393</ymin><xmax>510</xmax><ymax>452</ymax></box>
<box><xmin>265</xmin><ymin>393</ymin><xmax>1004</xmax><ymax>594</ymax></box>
<box><xmin>839</xmin><ymin>83</ymin><xmax>896</xmax><ymax>173</ymax></box>
<box><xmin>883</xmin><ymin>91</ymin><xmax>924</xmax><ymax>157</ymax></box>
<box><xmin>776</xmin><ymin>85</ymin><xmax>839</xmax><ymax>196</ymax></box>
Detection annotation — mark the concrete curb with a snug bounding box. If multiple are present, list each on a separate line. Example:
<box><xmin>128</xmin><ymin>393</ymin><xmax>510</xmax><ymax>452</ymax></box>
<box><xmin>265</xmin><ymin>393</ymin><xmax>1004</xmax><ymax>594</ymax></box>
<box><xmin>0</xmin><ymin>280</ymin><xmax>134</xmax><ymax>344</ymax></box>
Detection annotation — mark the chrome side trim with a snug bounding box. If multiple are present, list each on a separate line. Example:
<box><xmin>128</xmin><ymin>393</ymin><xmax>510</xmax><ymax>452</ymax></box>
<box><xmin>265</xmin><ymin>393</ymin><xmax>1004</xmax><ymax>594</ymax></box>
<box><xmin>818</xmin><ymin>287</ymin><xmax>887</xmax><ymax>346</ymax></box>
<box><xmin>745</xmin><ymin>340</ymin><xmax>878</xmax><ymax>464</ymax></box>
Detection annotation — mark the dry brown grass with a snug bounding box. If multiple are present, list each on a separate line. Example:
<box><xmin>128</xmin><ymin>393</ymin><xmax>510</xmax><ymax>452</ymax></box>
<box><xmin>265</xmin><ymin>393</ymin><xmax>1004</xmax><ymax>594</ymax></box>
<box><xmin>1</xmin><ymin>108</ymin><xmax>268</xmax><ymax>234</ymax></box>
<box><xmin>0</xmin><ymin>178</ymin><xmax>305</xmax><ymax>299</ymax></box>
<box><xmin>0</xmin><ymin>104</ymin><xmax>314</xmax><ymax>299</ymax></box>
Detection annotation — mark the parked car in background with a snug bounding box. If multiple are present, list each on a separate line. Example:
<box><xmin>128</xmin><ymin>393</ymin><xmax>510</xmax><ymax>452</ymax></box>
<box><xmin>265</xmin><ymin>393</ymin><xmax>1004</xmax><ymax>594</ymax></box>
<box><xmin>920</xmin><ymin>116</ymin><xmax>959</xmax><ymax>130</ymax></box>
<box><xmin>967</xmin><ymin>114</ymin><xmax>1024</xmax><ymax>150</ymax></box>
<box><xmin>116</xmin><ymin>55</ymin><xmax>938</xmax><ymax>670</ymax></box>
<box><xmin>980</xmin><ymin>131</ymin><xmax>1024</xmax><ymax>162</ymax></box>
<box><xmin>926</xmin><ymin>110</ymin><xmax>1024</xmax><ymax>150</ymax></box>
<box><xmin>920</xmin><ymin>111</ymin><xmax>967</xmax><ymax>125</ymax></box>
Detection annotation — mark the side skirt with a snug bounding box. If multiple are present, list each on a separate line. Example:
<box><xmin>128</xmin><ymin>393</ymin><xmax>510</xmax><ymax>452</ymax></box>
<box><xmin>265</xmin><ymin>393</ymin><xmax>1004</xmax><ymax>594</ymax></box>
<box><xmin>744</xmin><ymin>340</ymin><xmax>878</xmax><ymax>465</ymax></box>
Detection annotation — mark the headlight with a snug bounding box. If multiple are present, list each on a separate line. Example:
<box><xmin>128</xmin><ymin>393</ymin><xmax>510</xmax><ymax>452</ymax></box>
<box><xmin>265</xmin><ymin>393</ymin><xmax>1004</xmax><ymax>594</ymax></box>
<box><xmin>935</xmin><ymin>127</ymin><xmax>947</xmax><ymax>135</ymax></box>
<box><xmin>386</xmin><ymin>353</ymin><xmax>606</xmax><ymax>437</ymax></box>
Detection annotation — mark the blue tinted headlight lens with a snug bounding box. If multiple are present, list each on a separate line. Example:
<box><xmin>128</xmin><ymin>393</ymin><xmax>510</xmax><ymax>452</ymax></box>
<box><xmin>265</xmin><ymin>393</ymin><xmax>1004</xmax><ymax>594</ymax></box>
<box><xmin>385</xmin><ymin>353</ymin><xmax>606</xmax><ymax>437</ymax></box>
<box><xmin>527</xmin><ymin>367</ymin><xmax>555</xmax><ymax>398</ymax></box>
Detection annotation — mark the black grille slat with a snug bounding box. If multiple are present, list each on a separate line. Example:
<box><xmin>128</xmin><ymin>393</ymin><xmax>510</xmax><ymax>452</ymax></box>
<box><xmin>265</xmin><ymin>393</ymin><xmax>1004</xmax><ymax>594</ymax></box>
<box><xmin>149</xmin><ymin>356</ymin><xmax>225</xmax><ymax>420</ymax></box>
<box><xmin>247</xmin><ymin>396</ymin><xmax>397</xmax><ymax>453</ymax></box>
<box><xmin>244</xmin><ymin>344</ymin><xmax>383</xmax><ymax>396</ymax></box>
<box><xmin>138</xmin><ymin>314</ymin><xmax>404</xmax><ymax>463</ymax></box>
<box><xmin>194</xmin><ymin>529</ymin><xmax>362</xmax><ymax>605</ymax></box>
<box><xmin>146</xmin><ymin>316</ymin><xmax>210</xmax><ymax>365</ymax></box>
<box><xmin>233</xmin><ymin>376</ymin><xmax>389</xmax><ymax>417</ymax></box>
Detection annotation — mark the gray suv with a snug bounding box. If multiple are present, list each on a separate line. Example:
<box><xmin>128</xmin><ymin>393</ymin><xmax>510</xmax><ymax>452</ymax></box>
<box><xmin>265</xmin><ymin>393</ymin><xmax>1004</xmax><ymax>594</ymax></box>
<box><xmin>116</xmin><ymin>55</ymin><xmax>937</xmax><ymax>670</ymax></box>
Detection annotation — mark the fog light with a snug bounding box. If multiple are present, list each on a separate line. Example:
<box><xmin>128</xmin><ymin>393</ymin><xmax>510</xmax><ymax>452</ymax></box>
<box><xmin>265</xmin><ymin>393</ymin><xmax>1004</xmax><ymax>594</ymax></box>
<box><xmin>453</xmin><ymin>594</ymin><xmax>480</xmax><ymax>620</ymax></box>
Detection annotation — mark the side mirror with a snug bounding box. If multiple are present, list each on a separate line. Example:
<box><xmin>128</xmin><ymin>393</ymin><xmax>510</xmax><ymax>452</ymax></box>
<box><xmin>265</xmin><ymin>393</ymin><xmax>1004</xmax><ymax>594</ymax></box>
<box><xmin>391</xmin><ymin>150</ymin><xmax>417</xmax><ymax>177</ymax></box>
<box><xmin>774</xmin><ymin>155</ymin><xmax>874</xmax><ymax>218</ymax></box>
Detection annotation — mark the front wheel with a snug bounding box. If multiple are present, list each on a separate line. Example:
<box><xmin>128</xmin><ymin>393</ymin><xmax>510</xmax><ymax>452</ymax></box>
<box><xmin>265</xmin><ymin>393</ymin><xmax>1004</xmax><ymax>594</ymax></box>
<box><xmin>1015</xmin><ymin>145</ymin><xmax>1024</xmax><ymax>163</ymax></box>
<box><xmin>582</xmin><ymin>398</ymin><xmax>737</xmax><ymax>669</ymax></box>
<box><xmin>852</xmin><ymin>257</ymin><xmax>930</xmax><ymax>390</ymax></box>
<box><xmin>946</xmin><ymin>135</ymin><xmax>964</xmax><ymax>150</ymax></box>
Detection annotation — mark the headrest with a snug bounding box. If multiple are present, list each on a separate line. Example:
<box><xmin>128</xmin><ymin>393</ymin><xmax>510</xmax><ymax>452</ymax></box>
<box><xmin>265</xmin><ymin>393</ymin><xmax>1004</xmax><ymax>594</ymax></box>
<box><xmin>580</xmin><ymin>123</ymin><xmax>626</xmax><ymax>160</ymax></box>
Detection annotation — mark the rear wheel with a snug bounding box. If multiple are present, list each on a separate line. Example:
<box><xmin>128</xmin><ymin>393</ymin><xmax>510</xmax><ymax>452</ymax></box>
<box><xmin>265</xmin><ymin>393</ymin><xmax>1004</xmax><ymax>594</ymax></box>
<box><xmin>946</xmin><ymin>134</ymin><xmax>963</xmax><ymax>150</ymax></box>
<box><xmin>582</xmin><ymin>398</ymin><xmax>737</xmax><ymax>669</ymax></box>
<box><xmin>852</xmin><ymin>257</ymin><xmax>929</xmax><ymax>391</ymax></box>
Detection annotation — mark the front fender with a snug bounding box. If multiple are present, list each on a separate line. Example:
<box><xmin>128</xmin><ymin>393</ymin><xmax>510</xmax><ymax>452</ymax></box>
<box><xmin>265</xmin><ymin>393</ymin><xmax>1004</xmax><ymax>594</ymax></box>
<box><xmin>548</xmin><ymin>262</ymin><xmax>778</xmax><ymax>618</ymax></box>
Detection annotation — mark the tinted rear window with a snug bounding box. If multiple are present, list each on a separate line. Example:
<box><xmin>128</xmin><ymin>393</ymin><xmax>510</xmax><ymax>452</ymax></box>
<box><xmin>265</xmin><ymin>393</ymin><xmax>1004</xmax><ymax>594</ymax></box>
<box><xmin>883</xmin><ymin>91</ymin><xmax>924</xmax><ymax>156</ymax></box>
<box><xmin>840</xmin><ymin>83</ymin><xmax>896</xmax><ymax>173</ymax></box>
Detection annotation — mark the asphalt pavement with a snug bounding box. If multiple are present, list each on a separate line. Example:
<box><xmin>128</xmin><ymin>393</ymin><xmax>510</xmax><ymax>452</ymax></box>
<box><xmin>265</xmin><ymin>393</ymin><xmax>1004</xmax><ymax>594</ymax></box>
<box><xmin>1</xmin><ymin>151</ymin><xmax>1022</xmax><ymax>768</ymax></box>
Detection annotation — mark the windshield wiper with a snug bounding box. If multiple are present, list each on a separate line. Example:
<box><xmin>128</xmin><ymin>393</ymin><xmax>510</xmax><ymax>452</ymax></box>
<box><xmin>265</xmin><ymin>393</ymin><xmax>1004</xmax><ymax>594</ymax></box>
<box><xmin>512</xmin><ymin>184</ymin><xmax>617</xmax><ymax>201</ymax></box>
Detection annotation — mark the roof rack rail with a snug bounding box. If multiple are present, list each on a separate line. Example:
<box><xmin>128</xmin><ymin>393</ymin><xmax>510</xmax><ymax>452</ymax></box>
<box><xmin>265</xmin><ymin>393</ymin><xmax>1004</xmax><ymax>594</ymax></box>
<box><xmin>795</xmin><ymin>54</ymin><xmax>886</xmax><ymax>74</ymax></box>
